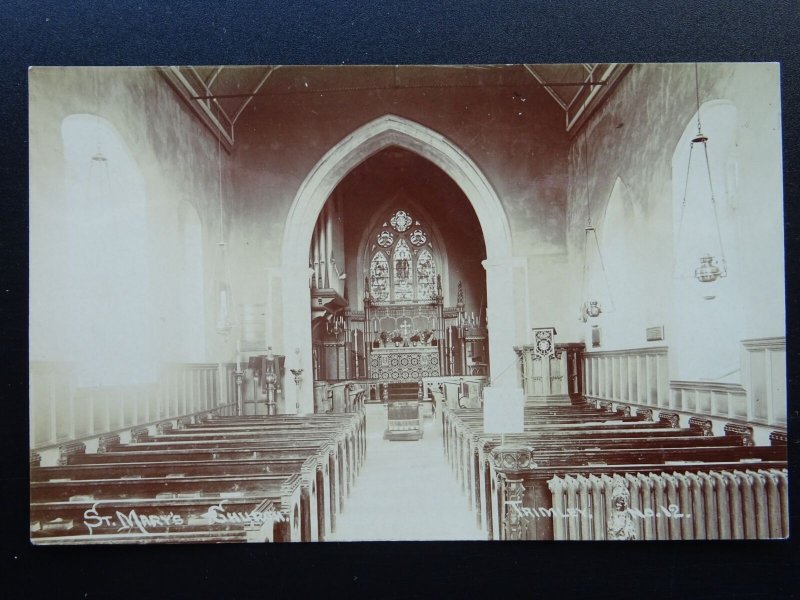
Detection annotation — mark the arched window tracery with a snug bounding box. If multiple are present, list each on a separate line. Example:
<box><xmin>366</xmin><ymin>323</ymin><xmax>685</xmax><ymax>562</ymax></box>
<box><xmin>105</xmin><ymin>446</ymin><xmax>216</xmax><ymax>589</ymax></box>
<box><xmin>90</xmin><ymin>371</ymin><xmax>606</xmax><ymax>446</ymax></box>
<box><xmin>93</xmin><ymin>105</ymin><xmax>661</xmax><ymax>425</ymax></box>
<box><xmin>367</xmin><ymin>209</ymin><xmax>439</xmax><ymax>304</ymax></box>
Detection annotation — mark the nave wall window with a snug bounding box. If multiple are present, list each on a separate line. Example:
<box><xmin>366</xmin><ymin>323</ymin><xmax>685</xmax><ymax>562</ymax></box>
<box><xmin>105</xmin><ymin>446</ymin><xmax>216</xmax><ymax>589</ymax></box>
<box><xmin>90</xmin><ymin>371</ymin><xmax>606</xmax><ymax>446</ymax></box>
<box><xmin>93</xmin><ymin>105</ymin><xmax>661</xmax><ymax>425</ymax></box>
<box><xmin>177</xmin><ymin>200</ymin><xmax>205</xmax><ymax>362</ymax></box>
<box><xmin>61</xmin><ymin>114</ymin><xmax>157</xmax><ymax>386</ymax></box>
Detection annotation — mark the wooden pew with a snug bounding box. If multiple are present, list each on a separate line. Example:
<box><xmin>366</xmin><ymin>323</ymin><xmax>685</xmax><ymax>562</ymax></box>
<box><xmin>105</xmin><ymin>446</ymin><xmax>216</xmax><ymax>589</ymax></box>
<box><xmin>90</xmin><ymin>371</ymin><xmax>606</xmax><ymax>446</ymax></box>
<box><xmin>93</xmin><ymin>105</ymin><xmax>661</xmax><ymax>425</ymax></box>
<box><xmin>456</xmin><ymin>426</ymin><xmax>706</xmax><ymax>500</ymax></box>
<box><xmin>31</xmin><ymin>474</ymin><xmax>301</xmax><ymax>543</ymax></box>
<box><xmin>443</xmin><ymin>406</ymin><xmax>679</xmax><ymax>492</ymax></box>
<box><xmin>191</xmin><ymin>410</ymin><xmax>367</xmax><ymax>469</ymax></box>
<box><xmin>442</xmin><ymin>403</ymin><xmax>648</xmax><ymax>463</ymax></box>
<box><xmin>34</xmin><ymin>412</ymin><xmax>366</xmax><ymax>543</ymax></box>
<box><xmin>487</xmin><ymin>455</ymin><xmax>789</xmax><ymax>541</ymax></box>
<box><xmin>33</xmin><ymin>452</ymin><xmax>331</xmax><ymax>542</ymax></box>
<box><xmin>145</xmin><ymin>425</ymin><xmax>362</xmax><ymax>496</ymax></box>
<box><xmin>114</xmin><ymin>410</ymin><xmax>366</xmax><ymax>537</ymax></box>
<box><xmin>175</xmin><ymin>410</ymin><xmax>367</xmax><ymax>483</ymax></box>
<box><xmin>135</xmin><ymin>412</ymin><xmax>365</xmax><ymax>495</ymax></box>
<box><xmin>443</xmin><ymin>405</ymin><xmax>788</xmax><ymax>540</ymax></box>
<box><xmin>57</xmin><ymin>438</ymin><xmax>339</xmax><ymax>541</ymax></box>
<box><xmin>112</xmin><ymin>434</ymin><xmax>351</xmax><ymax>519</ymax></box>
<box><xmin>473</xmin><ymin>434</ymin><xmax>760</xmax><ymax>534</ymax></box>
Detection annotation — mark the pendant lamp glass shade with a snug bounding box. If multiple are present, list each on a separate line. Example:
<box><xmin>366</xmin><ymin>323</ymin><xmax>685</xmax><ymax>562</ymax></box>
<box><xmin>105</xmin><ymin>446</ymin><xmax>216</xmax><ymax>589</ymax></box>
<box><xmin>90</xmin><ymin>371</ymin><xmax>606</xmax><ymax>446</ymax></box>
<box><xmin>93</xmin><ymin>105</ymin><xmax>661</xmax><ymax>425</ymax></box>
<box><xmin>694</xmin><ymin>254</ymin><xmax>723</xmax><ymax>283</ymax></box>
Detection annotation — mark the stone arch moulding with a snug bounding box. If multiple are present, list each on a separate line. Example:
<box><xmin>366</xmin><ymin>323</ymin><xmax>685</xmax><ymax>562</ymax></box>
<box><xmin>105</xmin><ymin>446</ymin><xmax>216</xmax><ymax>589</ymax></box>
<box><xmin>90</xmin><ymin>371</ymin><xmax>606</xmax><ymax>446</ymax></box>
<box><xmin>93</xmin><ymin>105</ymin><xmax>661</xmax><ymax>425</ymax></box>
<box><xmin>280</xmin><ymin>114</ymin><xmax>526</xmax><ymax>413</ymax></box>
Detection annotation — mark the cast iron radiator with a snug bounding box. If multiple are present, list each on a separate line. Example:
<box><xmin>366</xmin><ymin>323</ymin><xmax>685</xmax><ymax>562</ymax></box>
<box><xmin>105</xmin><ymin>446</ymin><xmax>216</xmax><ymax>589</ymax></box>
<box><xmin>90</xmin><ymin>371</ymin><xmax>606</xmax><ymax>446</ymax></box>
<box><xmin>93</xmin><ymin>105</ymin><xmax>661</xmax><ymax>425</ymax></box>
<box><xmin>545</xmin><ymin>469</ymin><xmax>789</xmax><ymax>540</ymax></box>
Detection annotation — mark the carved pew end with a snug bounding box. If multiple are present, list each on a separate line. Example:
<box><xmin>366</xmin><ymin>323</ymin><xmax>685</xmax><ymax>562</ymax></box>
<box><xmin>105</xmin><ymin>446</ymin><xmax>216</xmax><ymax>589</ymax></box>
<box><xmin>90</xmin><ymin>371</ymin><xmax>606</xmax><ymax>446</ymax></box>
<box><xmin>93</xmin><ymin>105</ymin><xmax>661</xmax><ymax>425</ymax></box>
<box><xmin>156</xmin><ymin>421</ymin><xmax>174</xmax><ymax>435</ymax></box>
<box><xmin>688</xmin><ymin>417</ymin><xmax>714</xmax><ymax>436</ymax></box>
<box><xmin>658</xmin><ymin>411</ymin><xmax>680</xmax><ymax>428</ymax></box>
<box><xmin>769</xmin><ymin>430</ymin><xmax>788</xmax><ymax>446</ymax></box>
<box><xmin>725</xmin><ymin>422</ymin><xmax>755</xmax><ymax>447</ymax></box>
<box><xmin>98</xmin><ymin>433</ymin><xmax>122</xmax><ymax>453</ymax></box>
<box><xmin>130</xmin><ymin>426</ymin><xmax>150</xmax><ymax>443</ymax></box>
<box><xmin>58</xmin><ymin>441</ymin><xmax>86</xmax><ymax>466</ymax></box>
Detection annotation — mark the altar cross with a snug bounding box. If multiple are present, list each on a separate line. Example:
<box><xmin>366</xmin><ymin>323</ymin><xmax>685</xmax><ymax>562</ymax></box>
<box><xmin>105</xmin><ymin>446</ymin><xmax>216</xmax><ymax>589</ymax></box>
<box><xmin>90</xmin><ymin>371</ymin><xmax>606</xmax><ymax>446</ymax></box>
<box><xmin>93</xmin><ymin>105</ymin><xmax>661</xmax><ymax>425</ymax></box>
<box><xmin>399</xmin><ymin>319</ymin><xmax>413</xmax><ymax>336</ymax></box>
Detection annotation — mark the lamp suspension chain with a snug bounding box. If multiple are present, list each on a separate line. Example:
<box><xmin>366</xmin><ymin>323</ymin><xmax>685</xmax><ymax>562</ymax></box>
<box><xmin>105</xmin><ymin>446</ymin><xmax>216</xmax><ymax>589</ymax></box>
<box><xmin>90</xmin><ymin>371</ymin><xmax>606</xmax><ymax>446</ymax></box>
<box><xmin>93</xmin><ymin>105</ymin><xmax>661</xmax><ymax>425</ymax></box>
<box><xmin>676</xmin><ymin>63</ymin><xmax>727</xmax><ymax>283</ymax></box>
<box><xmin>584</xmin><ymin>126</ymin><xmax>591</xmax><ymax>227</ymax></box>
<box><xmin>696</xmin><ymin>63</ymin><xmax>727</xmax><ymax>279</ymax></box>
<box><xmin>214</xmin><ymin>100</ymin><xmax>235</xmax><ymax>336</ymax></box>
<box><xmin>581</xmin><ymin>125</ymin><xmax>592</xmax><ymax>310</ymax></box>
<box><xmin>217</xmin><ymin>101</ymin><xmax>224</xmax><ymax>245</ymax></box>
<box><xmin>580</xmin><ymin>125</ymin><xmax>614</xmax><ymax>318</ymax></box>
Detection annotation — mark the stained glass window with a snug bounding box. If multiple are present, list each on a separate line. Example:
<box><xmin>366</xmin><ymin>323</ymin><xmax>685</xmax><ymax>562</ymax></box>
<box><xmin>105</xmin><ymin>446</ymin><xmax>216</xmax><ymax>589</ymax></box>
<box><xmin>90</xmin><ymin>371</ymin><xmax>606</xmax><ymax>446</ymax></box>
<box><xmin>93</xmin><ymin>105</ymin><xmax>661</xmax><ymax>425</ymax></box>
<box><xmin>409</xmin><ymin>229</ymin><xmax>426</xmax><ymax>246</ymax></box>
<box><xmin>366</xmin><ymin>209</ymin><xmax>440</xmax><ymax>304</ymax></box>
<box><xmin>370</xmin><ymin>251</ymin><xmax>390</xmax><ymax>302</ymax></box>
<box><xmin>392</xmin><ymin>239</ymin><xmax>413</xmax><ymax>301</ymax></box>
<box><xmin>416</xmin><ymin>249</ymin><xmax>436</xmax><ymax>300</ymax></box>
<box><xmin>390</xmin><ymin>210</ymin><xmax>412</xmax><ymax>232</ymax></box>
<box><xmin>377</xmin><ymin>230</ymin><xmax>393</xmax><ymax>247</ymax></box>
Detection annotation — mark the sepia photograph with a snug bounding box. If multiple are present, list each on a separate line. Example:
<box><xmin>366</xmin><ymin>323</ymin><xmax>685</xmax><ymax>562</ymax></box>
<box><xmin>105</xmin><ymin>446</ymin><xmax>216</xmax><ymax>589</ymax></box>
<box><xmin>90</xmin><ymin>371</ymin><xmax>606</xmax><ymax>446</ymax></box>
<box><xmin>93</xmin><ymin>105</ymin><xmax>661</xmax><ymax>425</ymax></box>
<box><xmin>28</xmin><ymin>63</ymin><xmax>787</xmax><ymax>544</ymax></box>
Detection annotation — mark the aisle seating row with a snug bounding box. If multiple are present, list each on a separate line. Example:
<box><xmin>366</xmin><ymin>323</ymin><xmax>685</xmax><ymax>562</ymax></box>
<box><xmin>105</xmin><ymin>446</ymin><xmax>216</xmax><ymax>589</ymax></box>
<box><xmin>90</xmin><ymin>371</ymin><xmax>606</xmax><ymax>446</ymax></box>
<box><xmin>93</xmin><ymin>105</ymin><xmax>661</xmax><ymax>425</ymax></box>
<box><xmin>442</xmin><ymin>401</ymin><xmax>788</xmax><ymax>540</ymax></box>
<box><xmin>31</xmin><ymin>409</ymin><xmax>366</xmax><ymax>544</ymax></box>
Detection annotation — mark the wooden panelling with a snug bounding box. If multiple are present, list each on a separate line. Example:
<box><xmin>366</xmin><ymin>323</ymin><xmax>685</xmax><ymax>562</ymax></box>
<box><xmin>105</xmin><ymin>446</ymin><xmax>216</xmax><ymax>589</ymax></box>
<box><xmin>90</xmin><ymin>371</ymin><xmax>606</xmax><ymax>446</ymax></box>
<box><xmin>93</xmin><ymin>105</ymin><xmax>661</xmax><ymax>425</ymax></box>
<box><xmin>670</xmin><ymin>380</ymin><xmax>747</xmax><ymax>420</ymax></box>
<box><xmin>30</xmin><ymin>362</ymin><xmax>236</xmax><ymax>450</ymax></box>
<box><xmin>582</xmin><ymin>338</ymin><xmax>787</xmax><ymax>430</ymax></box>
<box><xmin>583</xmin><ymin>347</ymin><xmax>669</xmax><ymax>408</ymax></box>
<box><xmin>742</xmin><ymin>337</ymin><xmax>786</xmax><ymax>426</ymax></box>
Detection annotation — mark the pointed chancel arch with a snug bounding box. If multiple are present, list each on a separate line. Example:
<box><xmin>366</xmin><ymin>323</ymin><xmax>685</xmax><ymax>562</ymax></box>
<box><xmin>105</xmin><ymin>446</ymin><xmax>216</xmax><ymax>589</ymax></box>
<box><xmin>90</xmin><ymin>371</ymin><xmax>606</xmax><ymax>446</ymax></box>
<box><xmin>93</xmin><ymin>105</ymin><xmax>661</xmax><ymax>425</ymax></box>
<box><xmin>281</xmin><ymin>114</ymin><xmax>525</xmax><ymax>412</ymax></box>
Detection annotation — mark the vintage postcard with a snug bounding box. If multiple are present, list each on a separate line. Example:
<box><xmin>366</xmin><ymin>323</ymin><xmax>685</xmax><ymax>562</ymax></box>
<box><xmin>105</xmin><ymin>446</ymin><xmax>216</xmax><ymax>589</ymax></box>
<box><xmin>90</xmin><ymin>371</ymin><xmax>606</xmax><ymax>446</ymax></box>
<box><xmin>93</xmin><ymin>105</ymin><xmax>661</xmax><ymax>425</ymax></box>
<box><xmin>29</xmin><ymin>63</ymin><xmax>787</xmax><ymax>543</ymax></box>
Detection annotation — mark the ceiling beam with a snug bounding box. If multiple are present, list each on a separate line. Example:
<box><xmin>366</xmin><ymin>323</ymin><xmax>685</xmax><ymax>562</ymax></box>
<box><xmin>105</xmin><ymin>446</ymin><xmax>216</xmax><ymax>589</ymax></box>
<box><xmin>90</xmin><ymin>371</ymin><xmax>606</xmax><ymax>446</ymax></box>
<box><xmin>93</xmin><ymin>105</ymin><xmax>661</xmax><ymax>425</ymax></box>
<box><xmin>522</xmin><ymin>64</ymin><xmax>567</xmax><ymax>110</ymax></box>
<box><xmin>159</xmin><ymin>66</ymin><xmax>234</xmax><ymax>150</ymax></box>
<box><xmin>566</xmin><ymin>64</ymin><xmax>631</xmax><ymax>134</ymax></box>
<box><xmin>231</xmin><ymin>67</ymin><xmax>277</xmax><ymax>125</ymax></box>
<box><xmin>206</xmin><ymin>65</ymin><xmax>224</xmax><ymax>88</ymax></box>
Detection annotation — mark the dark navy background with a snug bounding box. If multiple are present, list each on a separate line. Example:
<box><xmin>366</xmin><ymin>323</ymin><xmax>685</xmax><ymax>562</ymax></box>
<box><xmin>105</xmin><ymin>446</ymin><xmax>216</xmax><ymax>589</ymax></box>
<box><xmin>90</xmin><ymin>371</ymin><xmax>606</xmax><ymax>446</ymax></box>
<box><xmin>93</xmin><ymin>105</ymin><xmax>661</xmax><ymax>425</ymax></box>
<box><xmin>2</xmin><ymin>2</ymin><xmax>798</xmax><ymax>597</ymax></box>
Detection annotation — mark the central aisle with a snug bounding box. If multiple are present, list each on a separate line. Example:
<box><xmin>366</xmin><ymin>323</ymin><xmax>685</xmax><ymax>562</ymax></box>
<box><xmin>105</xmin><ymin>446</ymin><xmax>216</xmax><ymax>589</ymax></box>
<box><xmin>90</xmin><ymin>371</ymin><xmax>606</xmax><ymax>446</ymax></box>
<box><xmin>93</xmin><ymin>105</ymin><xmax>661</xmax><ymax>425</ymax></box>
<box><xmin>328</xmin><ymin>403</ymin><xmax>483</xmax><ymax>541</ymax></box>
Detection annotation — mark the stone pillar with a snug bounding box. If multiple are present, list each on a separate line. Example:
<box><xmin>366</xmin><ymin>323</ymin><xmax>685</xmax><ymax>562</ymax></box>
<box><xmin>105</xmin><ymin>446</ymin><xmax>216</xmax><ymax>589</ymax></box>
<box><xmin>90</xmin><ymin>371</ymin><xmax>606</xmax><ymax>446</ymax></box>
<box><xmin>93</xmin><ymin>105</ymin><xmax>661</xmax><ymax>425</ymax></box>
<box><xmin>312</xmin><ymin>222</ymin><xmax>321</xmax><ymax>290</ymax></box>
<box><xmin>280</xmin><ymin>265</ymin><xmax>314</xmax><ymax>414</ymax></box>
<box><xmin>482</xmin><ymin>256</ymin><xmax>528</xmax><ymax>390</ymax></box>
<box><xmin>319</xmin><ymin>207</ymin><xmax>328</xmax><ymax>290</ymax></box>
<box><xmin>325</xmin><ymin>203</ymin><xmax>334</xmax><ymax>289</ymax></box>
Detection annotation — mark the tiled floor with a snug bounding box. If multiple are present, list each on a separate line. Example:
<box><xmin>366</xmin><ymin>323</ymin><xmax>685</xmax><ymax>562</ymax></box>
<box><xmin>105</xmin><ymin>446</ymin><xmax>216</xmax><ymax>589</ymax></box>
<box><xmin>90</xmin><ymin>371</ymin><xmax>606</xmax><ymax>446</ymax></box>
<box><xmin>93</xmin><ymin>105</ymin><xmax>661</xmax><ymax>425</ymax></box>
<box><xmin>328</xmin><ymin>404</ymin><xmax>482</xmax><ymax>541</ymax></box>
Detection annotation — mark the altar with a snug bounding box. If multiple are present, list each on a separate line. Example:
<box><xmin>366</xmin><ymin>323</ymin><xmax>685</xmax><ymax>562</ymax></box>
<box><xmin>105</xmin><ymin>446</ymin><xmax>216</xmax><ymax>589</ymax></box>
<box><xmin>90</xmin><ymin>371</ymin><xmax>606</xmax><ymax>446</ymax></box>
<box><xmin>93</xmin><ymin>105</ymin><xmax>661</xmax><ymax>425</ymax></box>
<box><xmin>369</xmin><ymin>345</ymin><xmax>441</xmax><ymax>382</ymax></box>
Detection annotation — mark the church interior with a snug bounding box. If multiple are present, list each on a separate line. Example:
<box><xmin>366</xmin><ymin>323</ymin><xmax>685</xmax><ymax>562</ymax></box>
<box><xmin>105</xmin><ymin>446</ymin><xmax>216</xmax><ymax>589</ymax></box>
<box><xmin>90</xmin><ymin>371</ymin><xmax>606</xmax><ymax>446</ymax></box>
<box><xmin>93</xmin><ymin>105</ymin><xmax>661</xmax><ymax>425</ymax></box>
<box><xmin>29</xmin><ymin>63</ymin><xmax>788</xmax><ymax>542</ymax></box>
